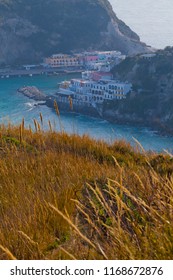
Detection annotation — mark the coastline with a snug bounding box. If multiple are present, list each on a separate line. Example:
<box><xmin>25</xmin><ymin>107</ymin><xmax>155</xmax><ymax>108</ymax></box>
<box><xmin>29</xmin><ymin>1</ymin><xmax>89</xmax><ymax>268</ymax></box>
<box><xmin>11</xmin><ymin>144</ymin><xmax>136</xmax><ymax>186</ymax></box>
<box><xmin>1</xmin><ymin>74</ymin><xmax>173</xmax><ymax>152</ymax></box>
<box><xmin>2</xmin><ymin>70</ymin><xmax>172</xmax><ymax>138</ymax></box>
<box><xmin>35</xmin><ymin>93</ymin><xmax>173</xmax><ymax>137</ymax></box>
<box><xmin>102</xmin><ymin>114</ymin><xmax>173</xmax><ymax>137</ymax></box>
<box><xmin>16</xmin><ymin>83</ymin><xmax>173</xmax><ymax>138</ymax></box>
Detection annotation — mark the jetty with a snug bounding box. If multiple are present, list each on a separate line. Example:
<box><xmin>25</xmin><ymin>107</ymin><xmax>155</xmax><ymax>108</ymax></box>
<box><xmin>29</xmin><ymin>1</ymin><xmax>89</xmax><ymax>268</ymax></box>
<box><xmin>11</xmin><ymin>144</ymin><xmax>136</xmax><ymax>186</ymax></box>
<box><xmin>18</xmin><ymin>86</ymin><xmax>46</xmax><ymax>101</ymax></box>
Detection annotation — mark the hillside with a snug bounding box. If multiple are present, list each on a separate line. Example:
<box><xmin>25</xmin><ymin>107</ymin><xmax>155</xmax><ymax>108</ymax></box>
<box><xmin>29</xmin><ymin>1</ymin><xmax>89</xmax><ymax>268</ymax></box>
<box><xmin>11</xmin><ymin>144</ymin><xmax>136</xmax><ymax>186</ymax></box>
<box><xmin>0</xmin><ymin>122</ymin><xmax>173</xmax><ymax>260</ymax></box>
<box><xmin>105</xmin><ymin>47</ymin><xmax>173</xmax><ymax>134</ymax></box>
<box><xmin>0</xmin><ymin>0</ymin><xmax>149</xmax><ymax>65</ymax></box>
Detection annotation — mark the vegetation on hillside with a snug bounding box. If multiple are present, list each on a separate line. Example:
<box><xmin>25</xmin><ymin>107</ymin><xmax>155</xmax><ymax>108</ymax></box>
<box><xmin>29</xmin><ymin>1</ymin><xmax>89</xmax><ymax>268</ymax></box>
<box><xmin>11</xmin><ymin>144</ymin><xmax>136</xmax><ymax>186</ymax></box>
<box><xmin>0</xmin><ymin>117</ymin><xmax>173</xmax><ymax>260</ymax></box>
<box><xmin>0</xmin><ymin>0</ymin><xmax>148</xmax><ymax>65</ymax></box>
<box><xmin>109</xmin><ymin>47</ymin><xmax>173</xmax><ymax>133</ymax></box>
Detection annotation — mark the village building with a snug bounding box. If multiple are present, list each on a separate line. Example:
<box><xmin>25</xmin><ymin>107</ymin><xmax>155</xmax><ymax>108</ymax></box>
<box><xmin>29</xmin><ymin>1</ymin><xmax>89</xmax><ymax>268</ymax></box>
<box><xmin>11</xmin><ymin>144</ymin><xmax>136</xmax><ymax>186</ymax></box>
<box><xmin>140</xmin><ymin>53</ymin><xmax>156</xmax><ymax>60</ymax></box>
<box><xmin>58</xmin><ymin>72</ymin><xmax>132</xmax><ymax>104</ymax></box>
<box><xmin>44</xmin><ymin>54</ymin><xmax>83</xmax><ymax>68</ymax></box>
<box><xmin>44</xmin><ymin>50</ymin><xmax>126</xmax><ymax>69</ymax></box>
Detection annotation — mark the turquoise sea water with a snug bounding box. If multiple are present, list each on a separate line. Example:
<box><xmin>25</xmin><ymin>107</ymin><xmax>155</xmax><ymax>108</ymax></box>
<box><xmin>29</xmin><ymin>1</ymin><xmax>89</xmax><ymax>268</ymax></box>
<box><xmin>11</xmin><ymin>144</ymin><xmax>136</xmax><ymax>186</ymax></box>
<box><xmin>0</xmin><ymin>74</ymin><xmax>173</xmax><ymax>152</ymax></box>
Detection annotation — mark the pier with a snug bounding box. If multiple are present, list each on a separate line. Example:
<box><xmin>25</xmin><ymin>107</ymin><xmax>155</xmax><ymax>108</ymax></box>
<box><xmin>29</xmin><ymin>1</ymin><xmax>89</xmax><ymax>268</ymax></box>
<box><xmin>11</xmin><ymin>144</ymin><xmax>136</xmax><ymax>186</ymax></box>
<box><xmin>0</xmin><ymin>67</ymin><xmax>83</xmax><ymax>79</ymax></box>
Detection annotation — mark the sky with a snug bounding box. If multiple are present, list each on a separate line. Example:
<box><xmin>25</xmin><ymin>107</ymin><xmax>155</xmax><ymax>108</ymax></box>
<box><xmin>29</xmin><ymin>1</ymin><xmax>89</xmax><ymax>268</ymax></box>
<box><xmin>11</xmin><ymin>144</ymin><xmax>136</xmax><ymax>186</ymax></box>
<box><xmin>108</xmin><ymin>0</ymin><xmax>173</xmax><ymax>49</ymax></box>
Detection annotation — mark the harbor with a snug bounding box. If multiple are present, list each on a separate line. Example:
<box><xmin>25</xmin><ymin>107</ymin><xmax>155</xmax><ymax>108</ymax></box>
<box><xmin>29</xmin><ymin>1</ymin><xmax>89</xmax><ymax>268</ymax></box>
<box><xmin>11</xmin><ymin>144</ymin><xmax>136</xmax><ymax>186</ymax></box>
<box><xmin>0</xmin><ymin>50</ymin><xmax>125</xmax><ymax>79</ymax></box>
<box><xmin>1</xmin><ymin>72</ymin><xmax>173</xmax><ymax>152</ymax></box>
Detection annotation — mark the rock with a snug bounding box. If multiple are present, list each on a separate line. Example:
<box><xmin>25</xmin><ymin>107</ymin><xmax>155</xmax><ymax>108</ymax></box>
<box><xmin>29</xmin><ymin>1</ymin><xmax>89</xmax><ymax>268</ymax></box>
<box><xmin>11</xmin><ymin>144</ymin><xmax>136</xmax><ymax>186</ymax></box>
<box><xmin>0</xmin><ymin>0</ymin><xmax>150</xmax><ymax>66</ymax></box>
<box><xmin>18</xmin><ymin>86</ymin><xmax>46</xmax><ymax>101</ymax></box>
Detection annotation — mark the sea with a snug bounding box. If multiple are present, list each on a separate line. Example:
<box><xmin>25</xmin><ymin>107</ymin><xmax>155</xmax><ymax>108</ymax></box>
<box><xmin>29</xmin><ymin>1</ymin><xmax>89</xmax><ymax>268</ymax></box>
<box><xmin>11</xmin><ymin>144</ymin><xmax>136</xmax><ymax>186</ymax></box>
<box><xmin>110</xmin><ymin>0</ymin><xmax>173</xmax><ymax>49</ymax></box>
<box><xmin>0</xmin><ymin>74</ymin><xmax>173</xmax><ymax>152</ymax></box>
<box><xmin>0</xmin><ymin>1</ymin><xmax>173</xmax><ymax>152</ymax></box>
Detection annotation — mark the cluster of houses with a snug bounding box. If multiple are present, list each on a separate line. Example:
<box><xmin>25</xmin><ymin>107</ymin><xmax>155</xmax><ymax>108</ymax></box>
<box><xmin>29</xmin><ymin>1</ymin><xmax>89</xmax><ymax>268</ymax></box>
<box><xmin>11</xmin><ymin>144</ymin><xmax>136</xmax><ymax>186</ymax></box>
<box><xmin>19</xmin><ymin>50</ymin><xmax>132</xmax><ymax>107</ymax></box>
<box><xmin>58</xmin><ymin>71</ymin><xmax>132</xmax><ymax>105</ymax></box>
<box><xmin>53</xmin><ymin>51</ymin><xmax>131</xmax><ymax>107</ymax></box>
<box><xmin>44</xmin><ymin>51</ymin><xmax>126</xmax><ymax>71</ymax></box>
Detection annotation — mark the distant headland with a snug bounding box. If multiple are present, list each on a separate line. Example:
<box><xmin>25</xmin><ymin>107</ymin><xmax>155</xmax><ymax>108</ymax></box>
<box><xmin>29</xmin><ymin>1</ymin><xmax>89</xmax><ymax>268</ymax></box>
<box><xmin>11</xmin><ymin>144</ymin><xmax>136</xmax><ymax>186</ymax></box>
<box><xmin>0</xmin><ymin>0</ymin><xmax>150</xmax><ymax>66</ymax></box>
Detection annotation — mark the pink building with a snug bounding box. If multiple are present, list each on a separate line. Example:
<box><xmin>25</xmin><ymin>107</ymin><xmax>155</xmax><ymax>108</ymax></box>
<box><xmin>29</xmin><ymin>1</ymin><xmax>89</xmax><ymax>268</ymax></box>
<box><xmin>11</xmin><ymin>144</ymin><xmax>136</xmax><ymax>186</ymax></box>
<box><xmin>85</xmin><ymin>55</ymin><xmax>98</xmax><ymax>62</ymax></box>
<box><xmin>91</xmin><ymin>71</ymin><xmax>113</xmax><ymax>81</ymax></box>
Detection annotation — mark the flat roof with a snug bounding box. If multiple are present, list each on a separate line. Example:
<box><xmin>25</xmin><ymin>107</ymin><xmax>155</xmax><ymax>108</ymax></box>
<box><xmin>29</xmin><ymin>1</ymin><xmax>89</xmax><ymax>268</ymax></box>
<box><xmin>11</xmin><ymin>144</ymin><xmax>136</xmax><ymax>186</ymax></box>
<box><xmin>71</xmin><ymin>78</ymin><xmax>131</xmax><ymax>86</ymax></box>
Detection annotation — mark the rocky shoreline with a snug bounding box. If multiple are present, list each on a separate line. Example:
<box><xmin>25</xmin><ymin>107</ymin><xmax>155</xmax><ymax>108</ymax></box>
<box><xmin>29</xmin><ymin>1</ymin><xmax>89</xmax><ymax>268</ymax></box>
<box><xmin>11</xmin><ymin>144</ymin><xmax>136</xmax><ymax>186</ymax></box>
<box><xmin>102</xmin><ymin>112</ymin><xmax>173</xmax><ymax>137</ymax></box>
<box><xmin>18</xmin><ymin>86</ymin><xmax>101</xmax><ymax>118</ymax></box>
<box><xmin>18</xmin><ymin>86</ymin><xmax>173</xmax><ymax>137</ymax></box>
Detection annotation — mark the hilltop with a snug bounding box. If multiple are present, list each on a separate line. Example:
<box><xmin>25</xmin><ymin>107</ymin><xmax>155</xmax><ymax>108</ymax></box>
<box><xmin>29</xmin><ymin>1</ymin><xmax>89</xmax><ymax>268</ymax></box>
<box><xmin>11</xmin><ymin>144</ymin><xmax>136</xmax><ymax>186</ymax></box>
<box><xmin>103</xmin><ymin>47</ymin><xmax>173</xmax><ymax>134</ymax></box>
<box><xmin>0</xmin><ymin>0</ymin><xmax>149</xmax><ymax>65</ymax></box>
<box><xmin>0</xmin><ymin>123</ymin><xmax>173</xmax><ymax>260</ymax></box>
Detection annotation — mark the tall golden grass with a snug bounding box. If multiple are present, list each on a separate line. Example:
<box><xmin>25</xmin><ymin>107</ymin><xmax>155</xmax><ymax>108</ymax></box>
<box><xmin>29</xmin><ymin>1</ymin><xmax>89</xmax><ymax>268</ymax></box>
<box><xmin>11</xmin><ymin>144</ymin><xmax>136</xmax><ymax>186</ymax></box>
<box><xmin>0</xmin><ymin>119</ymin><xmax>172</xmax><ymax>260</ymax></box>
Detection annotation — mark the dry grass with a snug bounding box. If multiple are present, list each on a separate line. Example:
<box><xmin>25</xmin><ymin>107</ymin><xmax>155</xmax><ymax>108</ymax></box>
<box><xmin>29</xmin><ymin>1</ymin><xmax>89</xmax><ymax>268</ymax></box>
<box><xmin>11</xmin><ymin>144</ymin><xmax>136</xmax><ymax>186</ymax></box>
<box><xmin>0</xmin><ymin>120</ymin><xmax>173</xmax><ymax>260</ymax></box>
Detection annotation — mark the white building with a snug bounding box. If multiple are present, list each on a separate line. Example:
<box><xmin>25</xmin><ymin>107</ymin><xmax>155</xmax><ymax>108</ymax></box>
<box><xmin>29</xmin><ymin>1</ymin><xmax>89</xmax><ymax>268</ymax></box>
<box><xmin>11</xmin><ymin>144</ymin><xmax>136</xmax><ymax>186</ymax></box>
<box><xmin>140</xmin><ymin>53</ymin><xmax>156</xmax><ymax>60</ymax></box>
<box><xmin>59</xmin><ymin>78</ymin><xmax>132</xmax><ymax>104</ymax></box>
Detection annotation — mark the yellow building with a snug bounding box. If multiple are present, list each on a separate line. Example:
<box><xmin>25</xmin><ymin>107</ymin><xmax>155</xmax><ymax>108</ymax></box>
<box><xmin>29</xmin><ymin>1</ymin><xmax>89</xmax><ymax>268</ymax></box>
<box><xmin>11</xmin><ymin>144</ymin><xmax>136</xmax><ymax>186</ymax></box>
<box><xmin>45</xmin><ymin>54</ymin><xmax>82</xmax><ymax>67</ymax></box>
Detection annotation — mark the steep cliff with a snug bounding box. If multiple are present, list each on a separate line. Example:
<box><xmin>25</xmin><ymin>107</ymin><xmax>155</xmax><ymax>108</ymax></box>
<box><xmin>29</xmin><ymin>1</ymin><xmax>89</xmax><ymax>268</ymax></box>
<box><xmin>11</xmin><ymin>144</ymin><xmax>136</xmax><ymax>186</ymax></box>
<box><xmin>0</xmin><ymin>0</ymin><xmax>149</xmax><ymax>65</ymax></box>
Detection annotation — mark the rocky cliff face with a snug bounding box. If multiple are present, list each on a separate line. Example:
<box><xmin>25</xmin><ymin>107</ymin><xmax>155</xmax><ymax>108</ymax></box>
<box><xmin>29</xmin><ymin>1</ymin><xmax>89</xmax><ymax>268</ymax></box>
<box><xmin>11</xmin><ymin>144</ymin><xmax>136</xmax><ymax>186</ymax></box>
<box><xmin>0</xmin><ymin>0</ymin><xmax>149</xmax><ymax>65</ymax></box>
<box><xmin>108</xmin><ymin>47</ymin><xmax>173</xmax><ymax>134</ymax></box>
